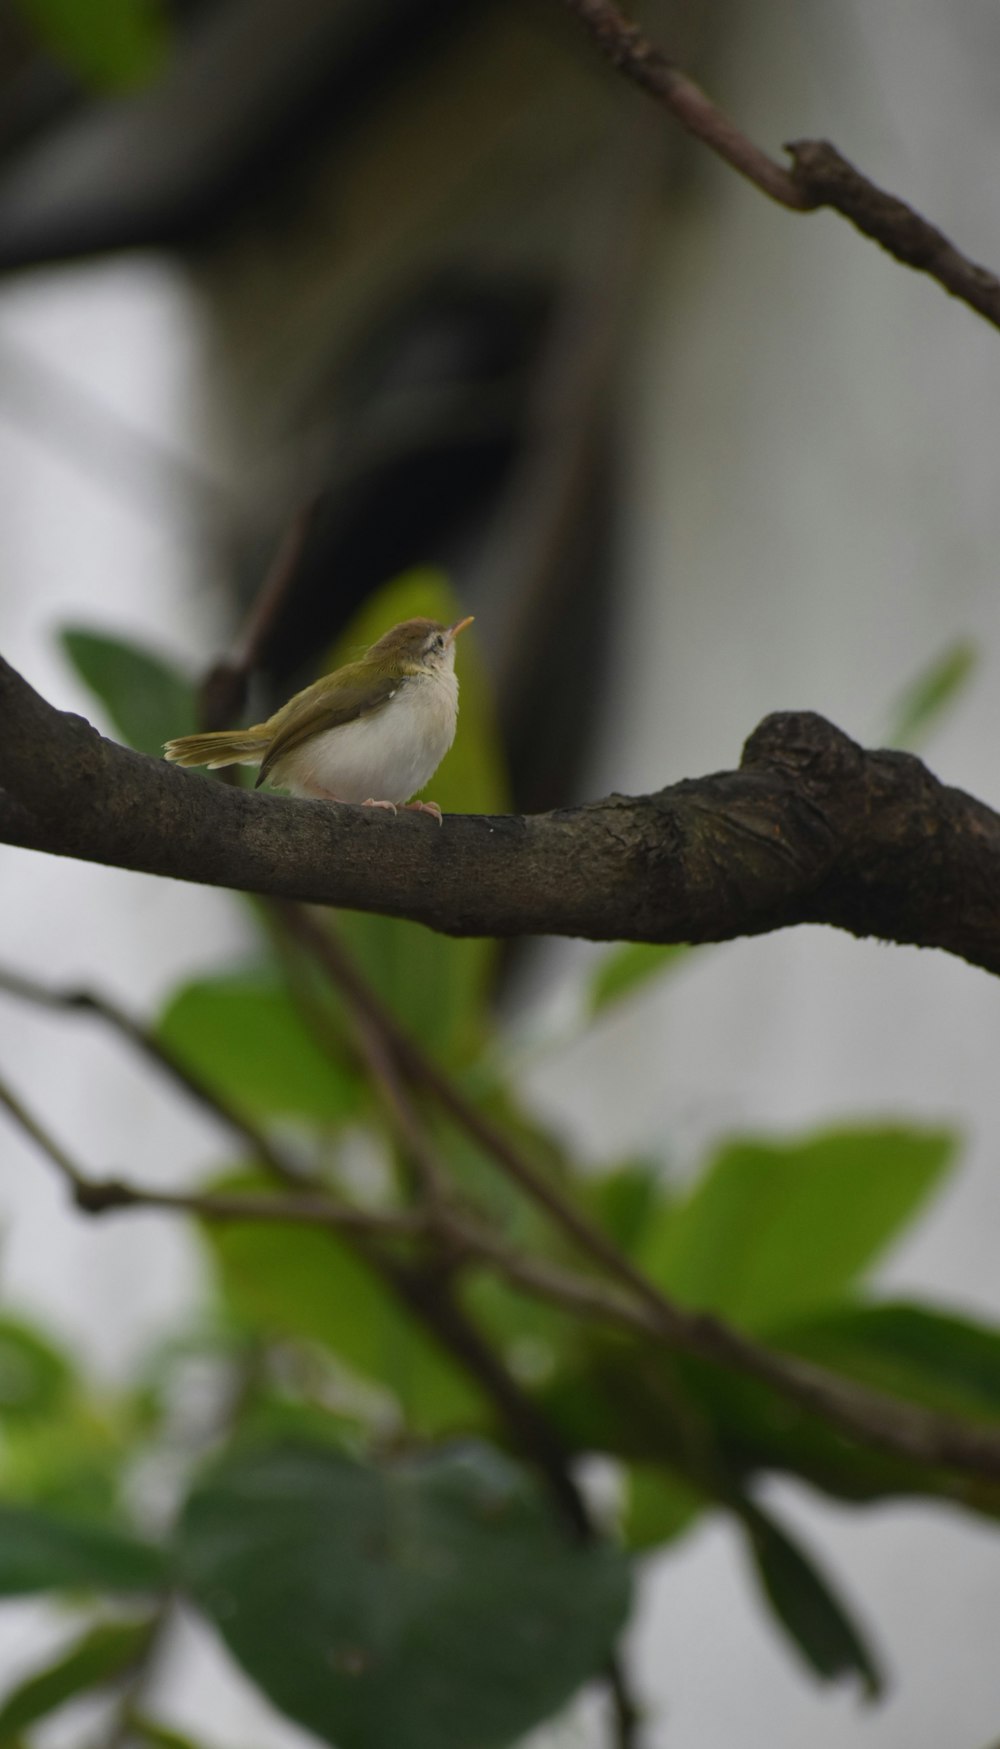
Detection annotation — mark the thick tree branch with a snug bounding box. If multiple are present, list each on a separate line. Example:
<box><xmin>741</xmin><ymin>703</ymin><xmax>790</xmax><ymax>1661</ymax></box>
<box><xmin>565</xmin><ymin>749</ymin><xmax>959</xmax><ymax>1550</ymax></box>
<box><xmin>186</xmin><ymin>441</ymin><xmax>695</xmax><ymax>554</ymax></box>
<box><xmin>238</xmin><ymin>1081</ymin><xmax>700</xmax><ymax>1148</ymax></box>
<box><xmin>3</xmin><ymin>654</ymin><xmax>1000</xmax><ymax>974</ymax></box>
<box><xmin>559</xmin><ymin>0</ymin><xmax>1000</xmax><ymax>332</ymax></box>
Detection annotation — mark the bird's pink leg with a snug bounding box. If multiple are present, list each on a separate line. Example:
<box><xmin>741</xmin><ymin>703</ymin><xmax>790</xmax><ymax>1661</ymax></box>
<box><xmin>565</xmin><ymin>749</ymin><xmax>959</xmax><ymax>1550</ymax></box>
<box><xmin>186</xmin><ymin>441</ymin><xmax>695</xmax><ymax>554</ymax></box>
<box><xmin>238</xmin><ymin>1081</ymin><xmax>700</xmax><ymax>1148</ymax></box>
<box><xmin>402</xmin><ymin>799</ymin><xmax>443</xmax><ymax>825</ymax></box>
<box><xmin>361</xmin><ymin>798</ymin><xmax>398</xmax><ymax>814</ymax></box>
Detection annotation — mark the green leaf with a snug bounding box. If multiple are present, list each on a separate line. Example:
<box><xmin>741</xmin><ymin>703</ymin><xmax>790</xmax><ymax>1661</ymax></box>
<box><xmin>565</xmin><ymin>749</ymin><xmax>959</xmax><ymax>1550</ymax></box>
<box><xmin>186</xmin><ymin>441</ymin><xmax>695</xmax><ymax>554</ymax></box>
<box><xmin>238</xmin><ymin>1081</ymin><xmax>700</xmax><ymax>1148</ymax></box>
<box><xmin>0</xmin><ymin>1504</ymin><xmax>165</xmax><ymax>1596</ymax></box>
<box><xmin>884</xmin><ymin>639</ymin><xmax>977</xmax><ymax>750</ymax></box>
<box><xmin>0</xmin><ymin>1317</ymin><xmax>73</xmax><ymax>1420</ymax></box>
<box><xmin>777</xmin><ymin>1301</ymin><xmax>1000</xmax><ymax>1425</ymax></box>
<box><xmin>157</xmin><ymin>967</ymin><xmax>358</xmax><ymax>1125</ymax></box>
<box><xmin>61</xmin><ymin>628</ymin><xmax>196</xmax><ymax>759</ymax></box>
<box><xmin>235</xmin><ymin>1395</ymin><xmax>369</xmax><ymax>1455</ymax></box>
<box><xmin>535</xmin><ymin>1323</ymin><xmax>1000</xmax><ymax>1521</ymax></box>
<box><xmin>0</xmin><ymin>1618</ymin><xmax>151</xmax><ymax>1737</ymax></box>
<box><xmin>620</xmin><ymin>1465</ymin><xmax>704</xmax><ymax>1552</ymax></box>
<box><xmin>203</xmin><ymin>1185</ymin><xmax>483</xmax><ymax>1435</ymax></box>
<box><xmin>586</xmin><ymin>1160</ymin><xmax>668</xmax><ymax>1255</ymax></box>
<box><xmin>638</xmin><ymin>1126</ymin><xmax>955</xmax><ymax>1329</ymax></box>
<box><xmin>129</xmin><ymin>1718</ymin><xmax>210</xmax><ymax>1749</ymax></box>
<box><xmin>176</xmin><ymin>1441</ymin><xmax>631</xmax><ymax>1749</ymax></box>
<box><xmin>328</xmin><ymin>569</ymin><xmax>507</xmax><ymax>1062</ymax></box>
<box><xmin>339</xmin><ymin>908</ymin><xmax>494</xmax><ymax>1068</ymax></box>
<box><xmin>742</xmin><ymin>1501</ymin><xmax>882</xmax><ymax>1696</ymax></box>
<box><xmin>585</xmin><ymin>943</ymin><xmax>690</xmax><ymax>1019</ymax></box>
<box><xmin>12</xmin><ymin>0</ymin><xmax>168</xmax><ymax>88</ymax></box>
<box><xmin>0</xmin><ymin>1399</ymin><xmax>130</xmax><ymax>1519</ymax></box>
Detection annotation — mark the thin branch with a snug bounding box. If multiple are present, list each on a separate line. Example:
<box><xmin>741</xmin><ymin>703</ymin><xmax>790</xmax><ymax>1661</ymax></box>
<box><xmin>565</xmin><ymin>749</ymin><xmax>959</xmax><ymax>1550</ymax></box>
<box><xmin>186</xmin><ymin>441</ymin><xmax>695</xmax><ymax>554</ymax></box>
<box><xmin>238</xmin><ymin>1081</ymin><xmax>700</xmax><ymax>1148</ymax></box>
<box><xmin>384</xmin><ymin>1249</ymin><xmax>592</xmax><ymax>1535</ymax></box>
<box><xmin>560</xmin><ymin>0</ymin><xmax>1000</xmax><ymax>332</ymax></box>
<box><xmin>101</xmin><ymin>1602</ymin><xmax>174</xmax><ymax>1749</ymax></box>
<box><xmin>6</xmin><ymin>669</ymin><xmax>1000</xmax><ymax>1483</ymax></box>
<box><xmin>5</xmin><ymin>657</ymin><xmax>1000</xmax><ymax>975</ymax></box>
<box><xmin>278</xmin><ymin>905</ymin><xmax>688</xmax><ymax>1293</ymax></box>
<box><xmin>269</xmin><ymin>909</ymin><xmax>452</xmax><ymax>1213</ymax></box>
<box><xmin>785</xmin><ymin>139</ymin><xmax>1000</xmax><ymax>329</ymax></box>
<box><xmin>266</xmin><ymin>912</ymin><xmax>1000</xmax><ymax>1486</ymax></box>
<box><xmin>199</xmin><ymin>496</ymin><xmax>320</xmax><ymax>732</ymax></box>
<box><xmin>443</xmin><ymin>1223</ymin><xmax>1000</xmax><ymax>1484</ymax></box>
<box><xmin>369</xmin><ymin>1246</ymin><xmax>644</xmax><ymax>1742</ymax></box>
<box><xmin>560</xmin><ymin>0</ymin><xmax>808</xmax><ymax>209</ymax></box>
<box><xmin>0</xmin><ymin>1068</ymin><xmax>89</xmax><ymax>1195</ymax></box>
<box><xmin>8</xmin><ymin>1052</ymin><xmax>1000</xmax><ymax>1487</ymax></box>
<box><xmin>0</xmin><ymin>964</ymin><xmax>309</xmax><ymax>1189</ymax></box>
<box><xmin>0</xmin><ymin>1069</ymin><xmax>424</xmax><ymax>1237</ymax></box>
<box><xmin>268</xmin><ymin>905</ymin><xmax>644</xmax><ymax>1736</ymax></box>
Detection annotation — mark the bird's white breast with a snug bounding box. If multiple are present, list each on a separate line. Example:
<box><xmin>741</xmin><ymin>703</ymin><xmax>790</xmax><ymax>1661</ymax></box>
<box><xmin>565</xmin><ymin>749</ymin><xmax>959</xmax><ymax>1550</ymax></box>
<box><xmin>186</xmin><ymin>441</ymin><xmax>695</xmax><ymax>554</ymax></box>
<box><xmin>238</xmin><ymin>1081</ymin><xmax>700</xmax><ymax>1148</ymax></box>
<box><xmin>274</xmin><ymin>669</ymin><xmax>459</xmax><ymax>803</ymax></box>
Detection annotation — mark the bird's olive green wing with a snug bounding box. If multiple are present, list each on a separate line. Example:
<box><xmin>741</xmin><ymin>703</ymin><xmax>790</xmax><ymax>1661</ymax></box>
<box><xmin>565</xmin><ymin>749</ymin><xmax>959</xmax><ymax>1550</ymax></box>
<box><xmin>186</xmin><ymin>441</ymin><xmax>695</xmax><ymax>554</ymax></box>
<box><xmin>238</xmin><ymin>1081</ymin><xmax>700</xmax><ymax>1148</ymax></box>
<box><xmin>255</xmin><ymin>666</ymin><xmax>403</xmax><ymax>788</ymax></box>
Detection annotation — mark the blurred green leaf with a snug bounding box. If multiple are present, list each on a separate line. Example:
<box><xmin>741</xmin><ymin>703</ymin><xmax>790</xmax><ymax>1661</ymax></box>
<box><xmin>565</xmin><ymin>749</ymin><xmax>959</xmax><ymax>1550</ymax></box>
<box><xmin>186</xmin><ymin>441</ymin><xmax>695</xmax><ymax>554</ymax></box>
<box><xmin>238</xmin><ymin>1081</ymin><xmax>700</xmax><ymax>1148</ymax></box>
<box><xmin>423</xmin><ymin>1079</ymin><xmax>574</xmax><ymax>1238</ymax></box>
<box><xmin>0</xmin><ymin>1397</ymin><xmax>135</xmax><ymax>1519</ymax></box>
<box><xmin>13</xmin><ymin>0</ymin><xmax>169</xmax><ymax>88</ymax></box>
<box><xmin>586</xmin><ymin>943</ymin><xmax>690</xmax><ymax>1019</ymax></box>
<box><xmin>461</xmin><ymin>1274</ymin><xmax>577</xmax><ymax>1392</ymax></box>
<box><xmin>0</xmin><ymin>1317</ymin><xmax>73</xmax><ymax>1420</ymax></box>
<box><xmin>130</xmin><ymin>1718</ymin><xmax>211</xmax><ymax>1749</ymax></box>
<box><xmin>62</xmin><ymin>628</ymin><xmax>196</xmax><ymax>759</ymax></box>
<box><xmin>176</xmin><ymin>1441</ymin><xmax>631</xmax><ymax>1749</ymax></box>
<box><xmin>129</xmin><ymin>1322</ymin><xmax>256</xmax><ymax>1436</ymax></box>
<box><xmin>202</xmin><ymin>1181</ymin><xmax>483</xmax><ymax>1435</ymax></box>
<box><xmin>235</xmin><ymin>1395</ymin><xmax>369</xmax><ymax>1455</ymax></box>
<box><xmin>778</xmin><ymin>1301</ymin><xmax>1000</xmax><ymax>1425</ymax></box>
<box><xmin>0</xmin><ymin>1504</ymin><xmax>165</xmax><ymax>1596</ymax></box>
<box><xmin>638</xmin><ymin>1126</ymin><xmax>955</xmax><ymax>1329</ymax></box>
<box><xmin>157</xmin><ymin>967</ymin><xmax>358</xmax><ymax>1125</ymax></box>
<box><xmin>884</xmin><ymin>639</ymin><xmax>977</xmax><ymax>750</ymax></box>
<box><xmin>0</xmin><ymin>1617</ymin><xmax>151</xmax><ymax>1738</ymax></box>
<box><xmin>742</xmin><ymin>1501</ymin><xmax>882</xmax><ymax>1696</ymax></box>
<box><xmin>620</xmin><ymin>1464</ymin><xmax>704</xmax><ymax>1552</ymax></box>
<box><xmin>536</xmin><ymin>1321</ymin><xmax>1000</xmax><ymax>1521</ymax></box>
<box><xmin>585</xmin><ymin>1160</ymin><xmax>668</xmax><ymax>1254</ymax></box>
<box><xmin>340</xmin><ymin>909</ymin><xmax>492</xmax><ymax>1068</ymax></box>
<box><xmin>327</xmin><ymin>569</ymin><xmax>507</xmax><ymax>1063</ymax></box>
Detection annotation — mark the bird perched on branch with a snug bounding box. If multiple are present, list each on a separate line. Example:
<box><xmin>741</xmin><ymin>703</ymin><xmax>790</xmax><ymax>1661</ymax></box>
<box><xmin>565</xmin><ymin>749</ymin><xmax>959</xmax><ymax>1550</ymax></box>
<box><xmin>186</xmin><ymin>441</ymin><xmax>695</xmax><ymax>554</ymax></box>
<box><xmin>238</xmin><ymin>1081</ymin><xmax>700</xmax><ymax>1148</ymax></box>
<box><xmin>164</xmin><ymin>615</ymin><xmax>473</xmax><ymax>823</ymax></box>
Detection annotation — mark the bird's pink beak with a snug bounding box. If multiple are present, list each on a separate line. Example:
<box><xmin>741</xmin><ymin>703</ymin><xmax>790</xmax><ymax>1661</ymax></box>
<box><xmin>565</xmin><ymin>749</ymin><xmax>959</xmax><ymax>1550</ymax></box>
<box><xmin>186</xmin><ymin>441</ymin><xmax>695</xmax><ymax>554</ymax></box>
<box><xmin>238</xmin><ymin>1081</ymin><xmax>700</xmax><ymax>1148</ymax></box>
<box><xmin>446</xmin><ymin>615</ymin><xmax>474</xmax><ymax>645</ymax></box>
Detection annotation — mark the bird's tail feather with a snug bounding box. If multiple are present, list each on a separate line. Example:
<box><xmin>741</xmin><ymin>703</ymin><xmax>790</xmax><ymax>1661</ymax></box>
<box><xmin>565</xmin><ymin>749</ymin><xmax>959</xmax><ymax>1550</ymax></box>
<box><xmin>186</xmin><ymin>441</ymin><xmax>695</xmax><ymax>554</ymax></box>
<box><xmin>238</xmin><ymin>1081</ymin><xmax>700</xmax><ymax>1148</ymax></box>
<box><xmin>163</xmin><ymin>727</ymin><xmax>268</xmax><ymax>769</ymax></box>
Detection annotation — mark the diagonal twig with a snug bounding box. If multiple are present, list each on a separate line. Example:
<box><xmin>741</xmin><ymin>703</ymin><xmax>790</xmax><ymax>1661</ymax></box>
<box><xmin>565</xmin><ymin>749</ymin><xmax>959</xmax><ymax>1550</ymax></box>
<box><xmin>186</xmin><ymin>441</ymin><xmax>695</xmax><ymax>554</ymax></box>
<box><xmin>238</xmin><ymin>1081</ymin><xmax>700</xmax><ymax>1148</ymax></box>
<box><xmin>0</xmin><ymin>1068</ymin><xmax>424</xmax><ymax>1237</ymax></box>
<box><xmin>560</xmin><ymin>0</ymin><xmax>1000</xmax><ymax>332</ymax></box>
<box><xmin>275</xmin><ymin>910</ymin><xmax>1000</xmax><ymax>1485</ymax></box>
<box><xmin>0</xmin><ymin>964</ymin><xmax>308</xmax><ymax>1188</ymax></box>
<box><xmin>199</xmin><ymin>495</ymin><xmax>320</xmax><ymax>733</ymax></box>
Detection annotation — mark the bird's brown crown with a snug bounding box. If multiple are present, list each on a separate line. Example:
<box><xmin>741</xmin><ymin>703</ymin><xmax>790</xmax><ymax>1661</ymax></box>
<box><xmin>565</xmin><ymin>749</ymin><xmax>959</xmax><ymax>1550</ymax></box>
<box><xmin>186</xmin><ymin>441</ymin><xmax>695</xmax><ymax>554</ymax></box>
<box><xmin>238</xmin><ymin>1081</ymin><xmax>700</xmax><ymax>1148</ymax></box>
<box><xmin>368</xmin><ymin>617</ymin><xmax>444</xmax><ymax>658</ymax></box>
<box><xmin>364</xmin><ymin>617</ymin><xmax>453</xmax><ymax>675</ymax></box>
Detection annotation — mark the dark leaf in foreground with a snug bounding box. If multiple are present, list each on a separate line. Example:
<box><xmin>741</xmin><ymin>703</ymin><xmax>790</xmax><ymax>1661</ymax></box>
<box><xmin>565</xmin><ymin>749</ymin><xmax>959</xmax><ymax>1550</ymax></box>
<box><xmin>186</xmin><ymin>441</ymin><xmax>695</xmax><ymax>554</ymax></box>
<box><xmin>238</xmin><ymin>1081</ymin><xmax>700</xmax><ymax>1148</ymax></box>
<box><xmin>742</xmin><ymin>1500</ymin><xmax>883</xmax><ymax>1697</ymax></box>
<box><xmin>0</xmin><ymin>1617</ymin><xmax>152</xmax><ymax>1736</ymax></box>
<box><xmin>177</xmin><ymin>1440</ymin><xmax>630</xmax><ymax>1749</ymax></box>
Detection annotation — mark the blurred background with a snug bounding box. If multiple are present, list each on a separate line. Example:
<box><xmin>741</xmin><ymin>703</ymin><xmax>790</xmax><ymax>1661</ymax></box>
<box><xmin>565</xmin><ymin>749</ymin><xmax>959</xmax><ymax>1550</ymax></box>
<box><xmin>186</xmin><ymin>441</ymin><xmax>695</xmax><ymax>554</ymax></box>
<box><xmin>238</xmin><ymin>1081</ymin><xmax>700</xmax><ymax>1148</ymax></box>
<box><xmin>1</xmin><ymin>0</ymin><xmax>1000</xmax><ymax>1743</ymax></box>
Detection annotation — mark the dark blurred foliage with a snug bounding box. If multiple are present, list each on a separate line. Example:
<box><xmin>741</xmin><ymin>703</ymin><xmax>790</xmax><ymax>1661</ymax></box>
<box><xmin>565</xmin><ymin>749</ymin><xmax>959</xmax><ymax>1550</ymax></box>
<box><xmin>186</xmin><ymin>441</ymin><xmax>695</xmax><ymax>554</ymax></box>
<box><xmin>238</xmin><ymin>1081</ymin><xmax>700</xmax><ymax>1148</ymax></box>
<box><xmin>0</xmin><ymin>0</ymin><xmax>682</xmax><ymax>808</ymax></box>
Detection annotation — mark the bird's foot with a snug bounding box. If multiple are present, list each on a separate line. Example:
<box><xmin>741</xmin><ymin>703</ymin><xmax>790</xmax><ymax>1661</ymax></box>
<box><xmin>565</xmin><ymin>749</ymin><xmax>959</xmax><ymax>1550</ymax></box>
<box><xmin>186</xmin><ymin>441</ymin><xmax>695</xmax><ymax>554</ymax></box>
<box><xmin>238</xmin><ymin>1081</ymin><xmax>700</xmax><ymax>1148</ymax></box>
<box><xmin>402</xmin><ymin>799</ymin><xmax>443</xmax><ymax>825</ymax></box>
<box><xmin>361</xmin><ymin>797</ymin><xmax>398</xmax><ymax>814</ymax></box>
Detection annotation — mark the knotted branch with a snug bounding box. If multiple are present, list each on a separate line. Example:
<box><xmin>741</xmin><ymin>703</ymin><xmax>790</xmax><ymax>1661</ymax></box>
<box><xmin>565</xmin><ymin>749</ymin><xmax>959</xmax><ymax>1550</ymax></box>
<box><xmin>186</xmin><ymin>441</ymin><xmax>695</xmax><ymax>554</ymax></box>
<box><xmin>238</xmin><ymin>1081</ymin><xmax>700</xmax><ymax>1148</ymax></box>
<box><xmin>2</xmin><ymin>653</ymin><xmax>999</xmax><ymax>973</ymax></box>
<box><xmin>559</xmin><ymin>0</ymin><xmax>1000</xmax><ymax>332</ymax></box>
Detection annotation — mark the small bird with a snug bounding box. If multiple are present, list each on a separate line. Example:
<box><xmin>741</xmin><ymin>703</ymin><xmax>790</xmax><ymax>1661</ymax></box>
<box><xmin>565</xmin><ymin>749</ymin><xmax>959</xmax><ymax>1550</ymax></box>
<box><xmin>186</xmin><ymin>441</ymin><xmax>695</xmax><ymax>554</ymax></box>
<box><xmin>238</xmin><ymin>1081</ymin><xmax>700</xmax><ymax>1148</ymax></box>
<box><xmin>164</xmin><ymin>615</ymin><xmax>474</xmax><ymax>823</ymax></box>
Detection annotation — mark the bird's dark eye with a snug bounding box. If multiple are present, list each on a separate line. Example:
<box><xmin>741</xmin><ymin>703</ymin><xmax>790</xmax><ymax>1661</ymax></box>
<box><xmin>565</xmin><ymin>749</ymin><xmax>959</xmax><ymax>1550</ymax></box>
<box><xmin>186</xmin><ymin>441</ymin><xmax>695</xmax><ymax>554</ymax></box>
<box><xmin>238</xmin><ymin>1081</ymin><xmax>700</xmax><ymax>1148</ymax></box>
<box><xmin>432</xmin><ymin>634</ymin><xmax>445</xmax><ymax>651</ymax></box>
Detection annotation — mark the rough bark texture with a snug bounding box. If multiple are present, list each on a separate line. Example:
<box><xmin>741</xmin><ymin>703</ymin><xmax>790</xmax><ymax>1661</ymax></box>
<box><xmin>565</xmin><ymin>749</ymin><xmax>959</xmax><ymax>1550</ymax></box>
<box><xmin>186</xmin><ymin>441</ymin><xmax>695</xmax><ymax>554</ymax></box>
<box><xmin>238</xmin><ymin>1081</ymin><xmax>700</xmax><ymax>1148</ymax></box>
<box><xmin>3</xmin><ymin>653</ymin><xmax>1000</xmax><ymax>974</ymax></box>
